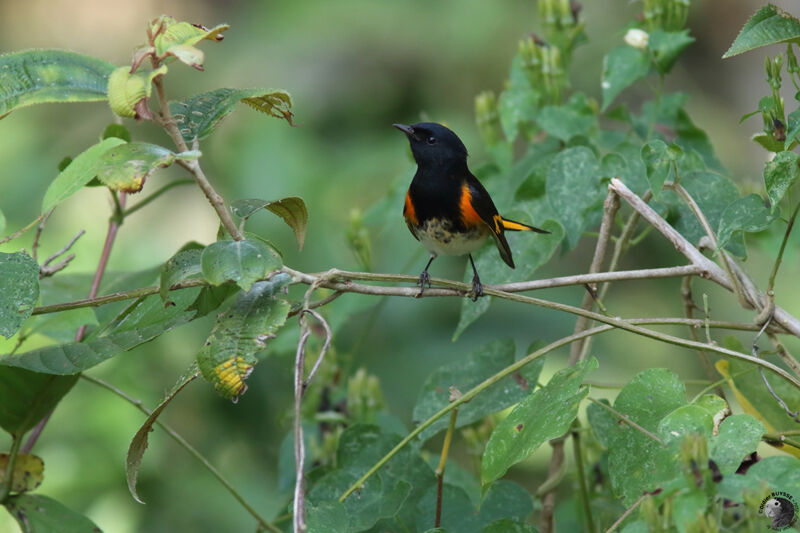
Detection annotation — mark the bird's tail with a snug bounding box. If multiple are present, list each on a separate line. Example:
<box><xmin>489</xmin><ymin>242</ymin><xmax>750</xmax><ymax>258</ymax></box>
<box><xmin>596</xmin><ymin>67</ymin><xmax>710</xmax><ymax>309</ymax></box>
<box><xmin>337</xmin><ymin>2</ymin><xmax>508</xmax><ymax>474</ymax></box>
<box><xmin>499</xmin><ymin>217</ymin><xmax>550</xmax><ymax>234</ymax></box>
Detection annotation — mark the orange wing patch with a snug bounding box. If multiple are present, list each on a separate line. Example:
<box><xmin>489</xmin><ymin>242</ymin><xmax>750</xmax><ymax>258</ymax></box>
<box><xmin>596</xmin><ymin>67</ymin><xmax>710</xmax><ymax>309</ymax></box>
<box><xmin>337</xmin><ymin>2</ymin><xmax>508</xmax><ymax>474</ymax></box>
<box><xmin>460</xmin><ymin>184</ymin><xmax>485</xmax><ymax>228</ymax></box>
<box><xmin>404</xmin><ymin>191</ymin><xmax>418</xmax><ymax>226</ymax></box>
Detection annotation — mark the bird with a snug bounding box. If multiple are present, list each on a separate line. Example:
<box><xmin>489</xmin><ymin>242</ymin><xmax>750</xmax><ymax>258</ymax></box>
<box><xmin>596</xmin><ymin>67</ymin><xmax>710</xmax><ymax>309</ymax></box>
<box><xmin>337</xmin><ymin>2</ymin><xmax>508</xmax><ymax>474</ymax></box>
<box><xmin>764</xmin><ymin>497</ymin><xmax>795</xmax><ymax>529</ymax></box>
<box><xmin>393</xmin><ymin>122</ymin><xmax>549</xmax><ymax>300</ymax></box>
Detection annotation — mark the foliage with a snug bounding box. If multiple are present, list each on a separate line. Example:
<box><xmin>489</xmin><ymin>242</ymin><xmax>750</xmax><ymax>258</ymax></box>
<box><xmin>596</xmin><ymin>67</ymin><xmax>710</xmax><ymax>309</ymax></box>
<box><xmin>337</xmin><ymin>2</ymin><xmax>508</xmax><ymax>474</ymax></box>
<box><xmin>1</xmin><ymin>2</ymin><xmax>800</xmax><ymax>533</ymax></box>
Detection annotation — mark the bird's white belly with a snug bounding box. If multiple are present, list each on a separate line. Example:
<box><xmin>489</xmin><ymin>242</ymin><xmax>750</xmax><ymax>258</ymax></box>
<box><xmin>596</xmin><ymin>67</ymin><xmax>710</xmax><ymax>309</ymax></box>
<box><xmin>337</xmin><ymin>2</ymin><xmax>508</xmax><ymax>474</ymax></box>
<box><xmin>414</xmin><ymin>218</ymin><xmax>489</xmax><ymax>256</ymax></box>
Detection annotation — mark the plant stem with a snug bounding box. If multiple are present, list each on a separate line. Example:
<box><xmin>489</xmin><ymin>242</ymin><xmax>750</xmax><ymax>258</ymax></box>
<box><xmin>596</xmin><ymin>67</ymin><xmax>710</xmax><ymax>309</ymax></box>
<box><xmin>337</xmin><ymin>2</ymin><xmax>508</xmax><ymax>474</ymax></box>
<box><xmin>151</xmin><ymin>77</ymin><xmax>243</xmax><ymax>241</ymax></box>
<box><xmin>122</xmin><ymin>179</ymin><xmax>195</xmax><ymax>218</ymax></box>
<box><xmin>606</xmin><ymin>493</ymin><xmax>647</xmax><ymax>533</ymax></box>
<box><xmin>0</xmin><ymin>435</ymin><xmax>21</xmax><ymax>503</ymax></box>
<box><xmin>435</xmin><ymin>408</ymin><xmax>458</xmax><ymax>529</ymax></box>
<box><xmin>0</xmin><ymin>213</ymin><xmax>47</xmax><ymax>245</ymax></box>
<box><xmin>571</xmin><ymin>422</ymin><xmax>595</xmax><ymax>533</ymax></box>
<box><xmin>768</xmin><ymin>199</ymin><xmax>800</xmax><ymax>294</ymax></box>
<box><xmin>80</xmin><ymin>374</ymin><xmax>281</xmax><ymax>533</ymax></box>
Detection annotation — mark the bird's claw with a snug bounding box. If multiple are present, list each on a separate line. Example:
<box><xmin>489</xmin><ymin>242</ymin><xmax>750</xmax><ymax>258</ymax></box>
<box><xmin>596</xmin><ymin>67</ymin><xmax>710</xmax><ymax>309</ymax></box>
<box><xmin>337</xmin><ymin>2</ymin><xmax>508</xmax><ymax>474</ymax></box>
<box><xmin>417</xmin><ymin>270</ymin><xmax>431</xmax><ymax>297</ymax></box>
<box><xmin>470</xmin><ymin>276</ymin><xmax>483</xmax><ymax>301</ymax></box>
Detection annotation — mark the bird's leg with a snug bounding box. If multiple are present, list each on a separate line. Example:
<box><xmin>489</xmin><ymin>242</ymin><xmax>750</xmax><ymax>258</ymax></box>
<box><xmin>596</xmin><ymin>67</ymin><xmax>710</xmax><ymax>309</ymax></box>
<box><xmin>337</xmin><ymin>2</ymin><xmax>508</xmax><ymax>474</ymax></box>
<box><xmin>468</xmin><ymin>254</ymin><xmax>482</xmax><ymax>301</ymax></box>
<box><xmin>417</xmin><ymin>254</ymin><xmax>435</xmax><ymax>297</ymax></box>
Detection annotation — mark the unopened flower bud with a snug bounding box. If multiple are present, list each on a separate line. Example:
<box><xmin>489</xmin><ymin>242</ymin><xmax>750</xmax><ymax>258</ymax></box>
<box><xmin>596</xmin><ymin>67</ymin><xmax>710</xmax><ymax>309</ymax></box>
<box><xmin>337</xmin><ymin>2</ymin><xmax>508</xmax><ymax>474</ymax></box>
<box><xmin>624</xmin><ymin>28</ymin><xmax>649</xmax><ymax>50</ymax></box>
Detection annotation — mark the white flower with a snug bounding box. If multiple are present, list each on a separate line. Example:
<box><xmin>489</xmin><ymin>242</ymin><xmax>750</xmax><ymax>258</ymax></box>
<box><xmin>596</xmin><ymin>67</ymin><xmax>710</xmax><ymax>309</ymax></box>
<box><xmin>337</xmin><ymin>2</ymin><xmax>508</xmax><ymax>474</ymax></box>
<box><xmin>624</xmin><ymin>29</ymin><xmax>649</xmax><ymax>50</ymax></box>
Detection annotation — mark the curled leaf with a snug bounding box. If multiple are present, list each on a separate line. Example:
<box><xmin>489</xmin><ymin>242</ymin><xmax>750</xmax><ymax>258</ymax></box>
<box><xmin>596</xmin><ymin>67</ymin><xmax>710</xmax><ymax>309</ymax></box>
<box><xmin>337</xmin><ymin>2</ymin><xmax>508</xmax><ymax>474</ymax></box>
<box><xmin>107</xmin><ymin>65</ymin><xmax>167</xmax><ymax>119</ymax></box>
<box><xmin>0</xmin><ymin>49</ymin><xmax>115</xmax><ymax>119</ymax></box>
<box><xmin>126</xmin><ymin>367</ymin><xmax>199</xmax><ymax>503</ymax></box>
<box><xmin>96</xmin><ymin>142</ymin><xmax>176</xmax><ymax>192</ymax></box>
<box><xmin>230</xmin><ymin>197</ymin><xmax>308</xmax><ymax>250</ymax></box>
<box><xmin>151</xmin><ymin>16</ymin><xmax>229</xmax><ymax>70</ymax></box>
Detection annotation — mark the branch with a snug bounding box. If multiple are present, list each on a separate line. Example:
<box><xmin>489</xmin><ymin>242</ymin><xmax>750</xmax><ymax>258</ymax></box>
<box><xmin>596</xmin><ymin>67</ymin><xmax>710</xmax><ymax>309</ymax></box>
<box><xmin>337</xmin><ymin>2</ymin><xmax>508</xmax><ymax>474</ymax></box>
<box><xmin>151</xmin><ymin>76</ymin><xmax>243</xmax><ymax>241</ymax></box>
<box><xmin>0</xmin><ymin>212</ymin><xmax>47</xmax><ymax>245</ymax></box>
<box><xmin>609</xmin><ymin>178</ymin><xmax>800</xmax><ymax>338</ymax></box>
<box><xmin>39</xmin><ymin>229</ymin><xmax>85</xmax><ymax>279</ymax></box>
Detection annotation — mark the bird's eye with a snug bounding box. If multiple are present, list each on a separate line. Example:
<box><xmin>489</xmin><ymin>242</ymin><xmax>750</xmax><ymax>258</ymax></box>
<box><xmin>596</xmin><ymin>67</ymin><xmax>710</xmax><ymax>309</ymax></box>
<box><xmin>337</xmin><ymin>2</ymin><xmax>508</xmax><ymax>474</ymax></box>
<box><xmin>426</xmin><ymin>136</ymin><xmax>437</xmax><ymax>145</ymax></box>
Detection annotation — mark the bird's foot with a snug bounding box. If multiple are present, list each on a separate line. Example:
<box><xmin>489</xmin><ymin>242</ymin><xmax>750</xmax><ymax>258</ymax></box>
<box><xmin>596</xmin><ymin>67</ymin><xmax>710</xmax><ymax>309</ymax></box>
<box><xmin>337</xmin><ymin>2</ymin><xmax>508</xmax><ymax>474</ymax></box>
<box><xmin>470</xmin><ymin>275</ymin><xmax>483</xmax><ymax>301</ymax></box>
<box><xmin>417</xmin><ymin>270</ymin><xmax>432</xmax><ymax>298</ymax></box>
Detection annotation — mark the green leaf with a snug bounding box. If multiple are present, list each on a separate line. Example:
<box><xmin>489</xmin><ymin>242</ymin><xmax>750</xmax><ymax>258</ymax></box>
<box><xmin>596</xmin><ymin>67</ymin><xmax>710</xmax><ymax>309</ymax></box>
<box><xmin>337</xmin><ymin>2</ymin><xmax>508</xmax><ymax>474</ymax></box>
<box><xmin>196</xmin><ymin>275</ymin><xmax>291</xmax><ymax>401</ymax></box>
<box><xmin>307</xmin><ymin>501</ymin><xmax>349</xmax><ymax>533</ymax></box>
<box><xmin>601</xmin><ymin>45</ymin><xmax>651</xmax><ymax>111</ymax></box>
<box><xmin>230</xmin><ymin>197</ymin><xmax>309</xmax><ymax>250</ymax></box>
<box><xmin>453</xmin><ymin>219</ymin><xmax>563</xmax><ymax>339</ymax></box>
<box><xmin>159</xmin><ymin>242</ymin><xmax>205</xmax><ymax>302</ymax></box>
<box><xmin>600</xmin><ymin>368</ymin><xmax>688</xmax><ymax>505</ymax></box>
<box><xmin>186</xmin><ymin>283</ymin><xmax>239</xmax><ymax>318</ymax></box>
<box><xmin>41</xmin><ymin>137</ymin><xmax>127</xmax><ymax>212</ymax></box>
<box><xmin>200</xmin><ymin>239</ymin><xmax>282</xmax><ymax>292</ymax></box>
<box><xmin>102</xmin><ymin>123</ymin><xmax>131</xmax><ymax>142</ymax></box>
<box><xmin>482</xmin><ymin>519</ymin><xmax>538</xmax><ymax>533</ymax></box>
<box><xmin>0</xmin><ymin>50</ymin><xmax>115</xmax><ymax>119</ymax></box>
<box><xmin>0</xmin><ymin>367</ymin><xmax>77</xmax><ymax>436</ymax></box>
<box><xmin>126</xmin><ymin>367</ymin><xmax>198</xmax><ymax>503</ymax></box>
<box><xmin>672</xmin><ymin>491</ymin><xmax>707</xmax><ymax>533</ymax></box>
<box><xmin>1</xmin><ymin>311</ymin><xmax>194</xmax><ymax>374</ymax></box>
<box><xmin>537</xmin><ymin>94</ymin><xmax>596</xmax><ymax>142</ymax></box>
<box><xmin>308</xmin><ymin>424</ymin><xmax>435</xmax><ymax>532</ymax></box>
<box><xmin>26</xmin><ymin>308</ymin><xmax>99</xmax><ymax>343</ymax></box>
<box><xmin>481</xmin><ymin>358</ymin><xmax>597</xmax><ymax>485</ymax></box>
<box><xmin>716</xmin><ymin>194</ymin><xmax>776</xmax><ymax>249</ymax></box>
<box><xmin>95</xmin><ymin>142</ymin><xmax>176</xmax><ymax>193</ymax></box>
<box><xmin>412</xmin><ymin>339</ymin><xmax>545</xmax><ymax>442</ymax></box>
<box><xmin>152</xmin><ymin>17</ymin><xmax>228</xmax><ymax>66</ymax></box>
<box><xmin>764</xmin><ymin>150</ymin><xmax>800</xmax><ymax>206</ymax></box>
<box><xmin>709</xmin><ymin>414</ymin><xmax>765</xmax><ymax>474</ymax></box>
<box><xmin>785</xmin><ymin>108</ymin><xmax>800</xmax><ymax>148</ymax></box>
<box><xmin>546</xmin><ymin>146</ymin><xmax>603</xmax><ymax>248</ymax></box>
<box><xmin>641</xmin><ymin>140</ymin><xmax>681</xmax><ymax>197</ymax></box>
<box><xmin>0</xmin><ymin>252</ymin><xmax>39</xmax><ymax>339</ymax></box>
<box><xmin>415</xmin><ymin>481</ymin><xmax>533</xmax><ymax>533</ymax></box>
<box><xmin>498</xmin><ymin>54</ymin><xmax>540</xmax><ymax>142</ymax></box>
<box><xmin>648</xmin><ymin>30</ymin><xmax>695</xmax><ymax>74</ymax></box>
<box><xmin>723</xmin><ymin>4</ymin><xmax>800</xmax><ymax>58</ymax></box>
<box><xmin>170</xmin><ymin>88</ymin><xmax>294</xmax><ymax>142</ymax></box>
<box><xmin>718</xmin><ymin>456</ymin><xmax>800</xmax><ymax>503</ymax></box>
<box><xmin>106</xmin><ymin>65</ymin><xmax>167</xmax><ymax>119</ymax></box>
<box><xmin>4</xmin><ymin>494</ymin><xmax>103</xmax><ymax>532</ymax></box>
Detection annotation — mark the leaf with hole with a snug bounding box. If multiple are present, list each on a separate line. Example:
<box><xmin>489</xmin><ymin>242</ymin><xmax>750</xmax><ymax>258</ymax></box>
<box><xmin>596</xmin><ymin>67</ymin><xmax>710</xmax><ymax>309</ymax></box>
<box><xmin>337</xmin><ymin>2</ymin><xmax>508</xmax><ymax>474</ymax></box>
<box><xmin>0</xmin><ymin>49</ymin><xmax>115</xmax><ymax>119</ymax></box>
<box><xmin>231</xmin><ymin>197</ymin><xmax>308</xmax><ymax>250</ymax></box>
<box><xmin>196</xmin><ymin>274</ymin><xmax>291</xmax><ymax>401</ymax></box>
<box><xmin>41</xmin><ymin>137</ymin><xmax>127</xmax><ymax>213</ymax></box>
<box><xmin>0</xmin><ymin>252</ymin><xmax>39</xmax><ymax>339</ymax></box>
<box><xmin>0</xmin><ymin>453</ymin><xmax>44</xmax><ymax>492</ymax></box>
<box><xmin>723</xmin><ymin>4</ymin><xmax>800</xmax><ymax>58</ymax></box>
<box><xmin>201</xmin><ymin>239</ymin><xmax>282</xmax><ymax>292</ymax></box>
<box><xmin>4</xmin><ymin>494</ymin><xmax>103</xmax><ymax>533</ymax></box>
<box><xmin>0</xmin><ymin>366</ymin><xmax>77</xmax><ymax>436</ymax></box>
<box><xmin>95</xmin><ymin>142</ymin><xmax>176</xmax><ymax>193</ymax></box>
<box><xmin>126</xmin><ymin>366</ymin><xmax>199</xmax><ymax>503</ymax></box>
<box><xmin>412</xmin><ymin>339</ymin><xmax>545</xmax><ymax>442</ymax></box>
<box><xmin>481</xmin><ymin>358</ymin><xmax>597</xmax><ymax>485</ymax></box>
<box><xmin>170</xmin><ymin>88</ymin><xmax>294</xmax><ymax>142</ymax></box>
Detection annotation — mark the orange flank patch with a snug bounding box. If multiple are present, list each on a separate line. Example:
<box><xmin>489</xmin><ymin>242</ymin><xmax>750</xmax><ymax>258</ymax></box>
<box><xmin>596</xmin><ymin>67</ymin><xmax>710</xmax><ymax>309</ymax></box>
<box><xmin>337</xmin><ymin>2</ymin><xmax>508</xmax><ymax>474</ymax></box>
<box><xmin>460</xmin><ymin>184</ymin><xmax>484</xmax><ymax>228</ymax></box>
<box><xmin>404</xmin><ymin>191</ymin><xmax>418</xmax><ymax>225</ymax></box>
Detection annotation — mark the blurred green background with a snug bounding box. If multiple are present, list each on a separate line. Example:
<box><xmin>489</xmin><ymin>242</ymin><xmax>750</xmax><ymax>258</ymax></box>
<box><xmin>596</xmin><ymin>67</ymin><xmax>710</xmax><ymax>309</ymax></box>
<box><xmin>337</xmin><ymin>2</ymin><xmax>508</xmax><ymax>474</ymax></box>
<box><xmin>2</xmin><ymin>1</ymin><xmax>800</xmax><ymax>531</ymax></box>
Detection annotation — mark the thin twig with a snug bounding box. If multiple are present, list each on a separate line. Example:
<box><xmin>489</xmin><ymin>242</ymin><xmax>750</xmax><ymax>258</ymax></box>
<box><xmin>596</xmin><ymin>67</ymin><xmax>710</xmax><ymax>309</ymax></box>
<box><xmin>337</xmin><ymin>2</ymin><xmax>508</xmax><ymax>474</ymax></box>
<box><xmin>753</xmin><ymin>319</ymin><xmax>800</xmax><ymax>423</ymax></box>
<box><xmin>767</xmin><ymin>332</ymin><xmax>800</xmax><ymax>378</ymax></box>
<box><xmin>610</xmin><ymin>179</ymin><xmax>800</xmax><ymax>338</ymax></box>
<box><xmin>767</xmin><ymin>198</ymin><xmax>800</xmax><ymax>295</ymax></box>
<box><xmin>571</xmin><ymin>421</ymin><xmax>595</xmax><ymax>533</ymax></box>
<box><xmin>669</xmin><ymin>183</ymin><xmax>747</xmax><ymax>308</ymax></box>
<box><xmin>605</xmin><ymin>493</ymin><xmax>648</xmax><ymax>533</ymax></box>
<box><xmin>151</xmin><ymin>75</ymin><xmax>243</xmax><ymax>241</ymax></box>
<box><xmin>293</xmin><ymin>315</ymin><xmax>311</xmax><ymax>533</ymax></box>
<box><xmin>122</xmin><ymin>179</ymin><xmax>195</xmax><ymax>218</ymax></box>
<box><xmin>0</xmin><ymin>435</ymin><xmax>21</xmax><ymax>503</ymax></box>
<box><xmin>681</xmin><ymin>276</ymin><xmax>724</xmax><ymax>398</ymax></box>
<box><xmin>31</xmin><ymin>210</ymin><xmax>53</xmax><ymax>262</ymax></box>
<box><xmin>79</xmin><ymin>375</ymin><xmax>280</xmax><ymax>533</ymax></box>
<box><xmin>0</xmin><ymin>213</ymin><xmax>47</xmax><ymax>245</ymax></box>
<box><xmin>435</xmin><ymin>405</ymin><xmax>459</xmax><ymax>529</ymax></box>
<box><xmin>39</xmin><ymin>229</ymin><xmax>85</xmax><ymax>278</ymax></box>
<box><xmin>30</xmin><ymin>266</ymin><xmax>704</xmax><ymax>316</ymax></box>
<box><xmin>301</xmin><ymin>309</ymin><xmax>332</xmax><ymax>389</ymax></box>
<box><xmin>586</xmin><ymin>397</ymin><xmax>664</xmax><ymax>445</ymax></box>
<box><xmin>763</xmin><ymin>432</ymin><xmax>800</xmax><ymax>449</ymax></box>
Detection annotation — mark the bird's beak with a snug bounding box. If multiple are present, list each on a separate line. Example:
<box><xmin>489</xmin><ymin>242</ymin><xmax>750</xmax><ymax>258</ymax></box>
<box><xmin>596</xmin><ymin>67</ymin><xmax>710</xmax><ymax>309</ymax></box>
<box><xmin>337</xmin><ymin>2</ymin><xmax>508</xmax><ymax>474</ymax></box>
<box><xmin>393</xmin><ymin>123</ymin><xmax>416</xmax><ymax>139</ymax></box>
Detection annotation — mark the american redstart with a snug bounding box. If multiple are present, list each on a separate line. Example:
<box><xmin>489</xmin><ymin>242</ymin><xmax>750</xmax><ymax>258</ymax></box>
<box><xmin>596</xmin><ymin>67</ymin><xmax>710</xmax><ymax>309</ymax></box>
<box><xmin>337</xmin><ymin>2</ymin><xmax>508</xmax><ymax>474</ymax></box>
<box><xmin>394</xmin><ymin>122</ymin><xmax>549</xmax><ymax>300</ymax></box>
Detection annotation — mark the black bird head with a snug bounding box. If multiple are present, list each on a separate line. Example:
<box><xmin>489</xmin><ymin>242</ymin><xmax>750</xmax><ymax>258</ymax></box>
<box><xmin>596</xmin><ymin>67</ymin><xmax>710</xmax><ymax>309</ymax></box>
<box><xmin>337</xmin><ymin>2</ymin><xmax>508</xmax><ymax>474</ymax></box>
<box><xmin>393</xmin><ymin>122</ymin><xmax>468</xmax><ymax>169</ymax></box>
